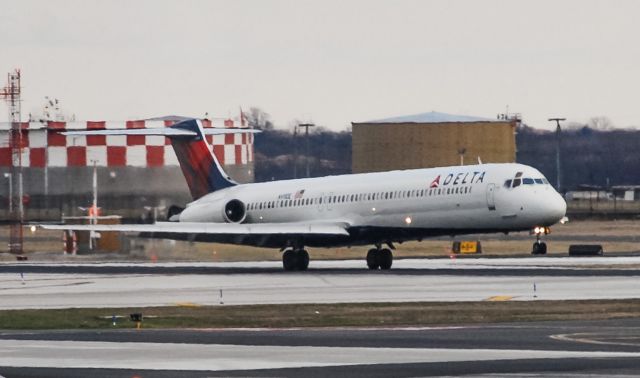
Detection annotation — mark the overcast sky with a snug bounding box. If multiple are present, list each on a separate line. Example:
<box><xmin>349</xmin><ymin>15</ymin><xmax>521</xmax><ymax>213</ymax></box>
<box><xmin>1</xmin><ymin>0</ymin><xmax>639</xmax><ymax>130</ymax></box>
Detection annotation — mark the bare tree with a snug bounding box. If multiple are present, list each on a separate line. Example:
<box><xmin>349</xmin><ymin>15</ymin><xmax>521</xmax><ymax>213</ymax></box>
<box><xmin>244</xmin><ymin>107</ymin><xmax>274</xmax><ymax>130</ymax></box>
<box><xmin>588</xmin><ymin>116</ymin><xmax>614</xmax><ymax>130</ymax></box>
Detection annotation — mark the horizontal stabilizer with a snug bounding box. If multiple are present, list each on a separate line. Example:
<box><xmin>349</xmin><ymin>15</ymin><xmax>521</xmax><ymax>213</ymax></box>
<box><xmin>62</xmin><ymin>127</ymin><xmax>261</xmax><ymax>137</ymax></box>
<box><xmin>62</xmin><ymin>128</ymin><xmax>196</xmax><ymax>136</ymax></box>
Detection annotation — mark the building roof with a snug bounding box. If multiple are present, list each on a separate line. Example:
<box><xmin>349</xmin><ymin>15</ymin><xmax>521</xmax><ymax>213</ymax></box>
<box><xmin>360</xmin><ymin>111</ymin><xmax>497</xmax><ymax>124</ymax></box>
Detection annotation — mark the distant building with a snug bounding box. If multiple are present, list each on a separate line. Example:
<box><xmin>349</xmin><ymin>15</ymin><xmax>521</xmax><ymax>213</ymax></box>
<box><xmin>351</xmin><ymin>111</ymin><xmax>516</xmax><ymax>173</ymax></box>
<box><xmin>611</xmin><ymin>186</ymin><xmax>640</xmax><ymax>201</ymax></box>
<box><xmin>564</xmin><ymin>185</ymin><xmax>640</xmax><ymax>218</ymax></box>
<box><xmin>0</xmin><ymin>116</ymin><xmax>255</xmax><ymax>221</ymax></box>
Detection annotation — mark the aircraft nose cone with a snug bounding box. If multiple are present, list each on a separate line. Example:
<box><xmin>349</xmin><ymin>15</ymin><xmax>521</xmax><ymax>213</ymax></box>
<box><xmin>543</xmin><ymin>190</ymin><xmax>567</xmax><ymax>224</ymax></box>
<box><xmin>552</xmin><ymin>192</ymin><xmax>567</xmax><ymax>219</ymax></box>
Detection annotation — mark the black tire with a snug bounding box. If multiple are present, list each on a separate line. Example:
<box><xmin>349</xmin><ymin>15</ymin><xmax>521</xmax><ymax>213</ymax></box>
<box><xmin>532</xmin><ymin>242</ymin><xmax>547</xmax><ymax>255</ymax></box>
<box><xmin>379</xmin><ymin>248</ymin><xmax>393</xmax><ymax>270</ymax></box>
<box><xmin>297</xmin><ymin>250</ymin><xmax>310</xmax><ymax>271</ymax></box>
<box><xmin>539</xmin><ymin>242</ymin><xmax>547</xmax><ymax>255</ymax></box>
<box><xmin>366</xmin><ymin>249</ymin><xmax>380</xmax><ymax>270</ymax></box>
<box><xmin>283</xmin><ymin>250</ymin><xmax>297</xmax><ymax>271</ymax></box>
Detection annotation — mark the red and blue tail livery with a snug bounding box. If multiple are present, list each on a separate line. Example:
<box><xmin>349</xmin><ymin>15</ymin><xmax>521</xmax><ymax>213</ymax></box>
<box><xmin>169</xmin><ymin>119</ymin><xmax>236</xmax><ymax>199</ymax></box>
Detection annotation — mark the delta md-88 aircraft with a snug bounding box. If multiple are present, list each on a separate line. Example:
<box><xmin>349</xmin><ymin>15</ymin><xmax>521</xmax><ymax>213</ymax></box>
<box><xmin>43</xmin><ymin>119</ymin><xmax>567</xmax><ymax>270</ymax></box>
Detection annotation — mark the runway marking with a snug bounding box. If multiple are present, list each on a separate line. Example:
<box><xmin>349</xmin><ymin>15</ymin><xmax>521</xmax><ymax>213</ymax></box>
<box><xmin>1</xmin><ymin>339</ymin><xmax>639</xmax><ymax>371</ymax></box>
<box><xmin>0</xmin><ymin>281</ymin><xmax>93</xmax><ymax>291</ymax></box>
<box><xmin>486</xmin><ymin>295</ymin><xmax>514</xmax><ymax>301</ymax></box>
<box><xmin>551</xmin><ymin>332</ymin><xmax>640</xmax><ymax>347</ymax></box>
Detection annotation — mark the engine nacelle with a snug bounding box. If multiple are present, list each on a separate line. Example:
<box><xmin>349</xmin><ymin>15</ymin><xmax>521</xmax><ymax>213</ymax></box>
<box><xmin>223</xmin><ymin>199</ymin><xmax>246</xmax><ymax>223</ymax></box>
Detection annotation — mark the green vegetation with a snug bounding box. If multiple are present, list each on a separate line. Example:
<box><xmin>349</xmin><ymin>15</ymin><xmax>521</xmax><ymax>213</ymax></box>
<box><xmin>1</xmin><ymin>299</ymin><xmax>640</xmax><ymax>330</ymax></box>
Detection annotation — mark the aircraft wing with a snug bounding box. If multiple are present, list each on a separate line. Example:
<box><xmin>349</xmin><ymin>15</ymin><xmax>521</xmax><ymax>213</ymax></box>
<box><xmin>40</xmin><ymin>221</ymin><xmax>349</xmax><ymax>236</ymax></box>
<box><xmin>39</xmin><ymin>221</ymin><xmax>350</xmax><ymax>248</ymax></box>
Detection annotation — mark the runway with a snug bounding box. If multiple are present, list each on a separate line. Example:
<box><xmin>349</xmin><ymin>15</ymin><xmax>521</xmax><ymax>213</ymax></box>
<box><xmin>1</xmin><ymin>318</ymin><xmax>640</xmax><ymax>377</ymax></box>
<box><xmin>2</xmin><ymin>257</ymin><xmax>640</xmax><ymax>376</ymax></box>
<box><xmin>1</xmin><ymin>257</ymin><xmax>640</xmax><ymax>309</ymax></box>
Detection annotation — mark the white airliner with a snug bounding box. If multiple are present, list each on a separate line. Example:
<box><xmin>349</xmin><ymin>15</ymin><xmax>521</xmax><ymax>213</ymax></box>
<box><xmin>42</xmin><ymin>119</ymin><xmax>567</xmax><ymax>270</ymax></box>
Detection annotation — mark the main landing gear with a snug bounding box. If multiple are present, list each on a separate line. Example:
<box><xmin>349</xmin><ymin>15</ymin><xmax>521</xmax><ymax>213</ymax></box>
<box><xmin>366</xmin><ymin>247</ymin><xmax>393</xmax><ymax>270</ymax></box>
<box><xmin>282</xmin><ymin>249</ymin><xmax>309</xmax><ymax>271</ymax></box>
<box><xmin>531</xmin><ymin>226</ymin><xmax>550</xmax><ymax>255</ymax></box>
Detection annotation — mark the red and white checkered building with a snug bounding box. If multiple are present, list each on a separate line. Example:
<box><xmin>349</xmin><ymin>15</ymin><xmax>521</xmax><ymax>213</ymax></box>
<box><xmin>0</xmin><ymin>118</ymin><xmax>254</xmax><ymax>169</ymax></box>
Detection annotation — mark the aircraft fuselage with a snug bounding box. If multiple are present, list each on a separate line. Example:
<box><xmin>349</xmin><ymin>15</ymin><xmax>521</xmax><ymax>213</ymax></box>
<box><xmin>177</xmin><ymin>163</ymin><xmax>566</xmax><ymax>248</ymax></box>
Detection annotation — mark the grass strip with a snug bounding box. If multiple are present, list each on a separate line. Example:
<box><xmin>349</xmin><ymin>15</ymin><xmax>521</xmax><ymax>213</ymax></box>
<box><xmin>1</xmin><ymin>299</ymin><xmax>640</xmax><ymax>330</ymax></box>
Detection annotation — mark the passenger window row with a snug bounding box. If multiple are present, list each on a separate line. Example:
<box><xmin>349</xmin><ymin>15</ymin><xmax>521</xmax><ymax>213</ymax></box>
<box><xmin>246</xmin><ymin>185</ymin><xmax>474</xmax><ymax>212</ymax></box>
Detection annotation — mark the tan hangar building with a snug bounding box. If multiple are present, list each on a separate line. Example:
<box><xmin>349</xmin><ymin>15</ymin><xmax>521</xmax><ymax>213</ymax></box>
<box><xmin>351</xmin><ymin>111</ymin><xmax>516</xmax><ymax>173</ymax></box>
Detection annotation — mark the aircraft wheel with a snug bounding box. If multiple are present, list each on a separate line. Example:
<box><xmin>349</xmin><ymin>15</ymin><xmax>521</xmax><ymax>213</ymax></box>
<box><xmin>366</xmin><ymin>249</ymin><xmax>380</xmax><ymax>270</ymax></box>
<box><xmin>283</xmin><ymin>250</ymin><xmax>297</xmax><ymax>271</ymax></box>
<box><xmin>539</xmin><ymin>242</ymin><xmax>547</xmax><ymax>255</ymax></box>
<box><xmin>379</xmin><ymin>248</ymin><xmax>393</xmax><ymax>270</ymax></box>
<box><xmin>532</xmin><ymin>242</ymin><xmax>547</xmax><ymax>255</ymax></box>
<box><xmin>297</xmin><ymin>250</ymin><xmax>309</xmax><ymax>271</ymax></box>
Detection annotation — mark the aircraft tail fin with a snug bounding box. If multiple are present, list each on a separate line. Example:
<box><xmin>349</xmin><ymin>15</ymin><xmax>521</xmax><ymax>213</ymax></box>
<box><xmin>168</xmin><ymin>119</ymin><xmax>236</xmax><ymax>199</ymax></box>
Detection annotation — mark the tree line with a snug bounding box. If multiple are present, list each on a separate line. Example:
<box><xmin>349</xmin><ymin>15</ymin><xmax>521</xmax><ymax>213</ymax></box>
<box><xmin>247</xmin><ymin>108</ymin><xmax>640</xmax><ymax>191</ymax></box>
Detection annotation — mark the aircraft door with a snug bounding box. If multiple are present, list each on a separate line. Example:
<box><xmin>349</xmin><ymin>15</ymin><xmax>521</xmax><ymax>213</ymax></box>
<box><xmin>317</xmin><ymin>192</ymin><xmax>334</xmax><ymax>211</ymax></box>
<box><xmin>486</xmin><ymin>183</ymin><xmax>496</xmax><ymax>211</ymax></box>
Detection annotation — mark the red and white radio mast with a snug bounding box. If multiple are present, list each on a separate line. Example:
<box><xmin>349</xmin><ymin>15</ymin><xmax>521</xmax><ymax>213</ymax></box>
<box><xmin>1</xmin><ymin>69</ymin><xmax>24</xmax><ymax>254</ymax></box>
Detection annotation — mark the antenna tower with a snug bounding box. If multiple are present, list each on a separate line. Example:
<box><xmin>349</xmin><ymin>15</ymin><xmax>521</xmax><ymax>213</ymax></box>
<box><xmin>1</xmin><ymin>69</ymin><xmax>24</xmax><ymax>254</ymax></box>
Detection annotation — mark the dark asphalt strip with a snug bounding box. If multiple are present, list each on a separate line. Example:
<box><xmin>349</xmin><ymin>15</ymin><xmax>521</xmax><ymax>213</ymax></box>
<box><xmin>1</xmin><ymin>264</ymin><xmax>640</xmax><ymax>276</ymax></box>
<box><xmin>3</xmin><ymin>357</ymin><xmax>640</xmax><ymax>378</ymax></box>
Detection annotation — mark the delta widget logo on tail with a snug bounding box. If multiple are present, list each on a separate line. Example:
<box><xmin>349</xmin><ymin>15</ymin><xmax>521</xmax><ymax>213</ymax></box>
<box><xmin>429</xmin><ymin>171</ymin><xmax>486</xmax><ymax>188</ymax></box>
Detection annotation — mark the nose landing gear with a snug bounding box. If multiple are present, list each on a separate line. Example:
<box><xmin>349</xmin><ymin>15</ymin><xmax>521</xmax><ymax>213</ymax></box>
<box><xmin>531</xmin><ymin>226</ymin><xmax>550</xmax><ymax>255</ymax></box>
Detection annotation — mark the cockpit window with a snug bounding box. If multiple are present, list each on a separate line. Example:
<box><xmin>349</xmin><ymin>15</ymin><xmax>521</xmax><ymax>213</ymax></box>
<box><xmin>507</xmin><ymin>172</ymin><xmax>550</xmax><ymax>189</ymax></box>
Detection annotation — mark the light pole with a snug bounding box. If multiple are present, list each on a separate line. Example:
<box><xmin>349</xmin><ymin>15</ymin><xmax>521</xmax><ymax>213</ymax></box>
<box><xmin>4</xmin><ymin>172</ymin><xmax>12</xmax><ymax>213</ymax></box>
<box><xmin>457</xmin><ymin>148</ymin><xmax>466</xmax><ymax>166</ymax></box>
<box><xmin>548</xmin><ymin>118</ymin><xmax>566</xmax><ymax>192</ymax></box>
<box><xmin>298</xmin><ymin>123</ymin><xmax>315</xmax><ymax>178</ymax></box>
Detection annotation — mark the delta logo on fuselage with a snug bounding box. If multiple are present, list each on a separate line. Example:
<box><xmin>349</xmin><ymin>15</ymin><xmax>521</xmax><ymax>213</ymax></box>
<box><xmin>430</xmin><ymin>171</ymin><xmax>486</xmax><ymax>188</ymax></box>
